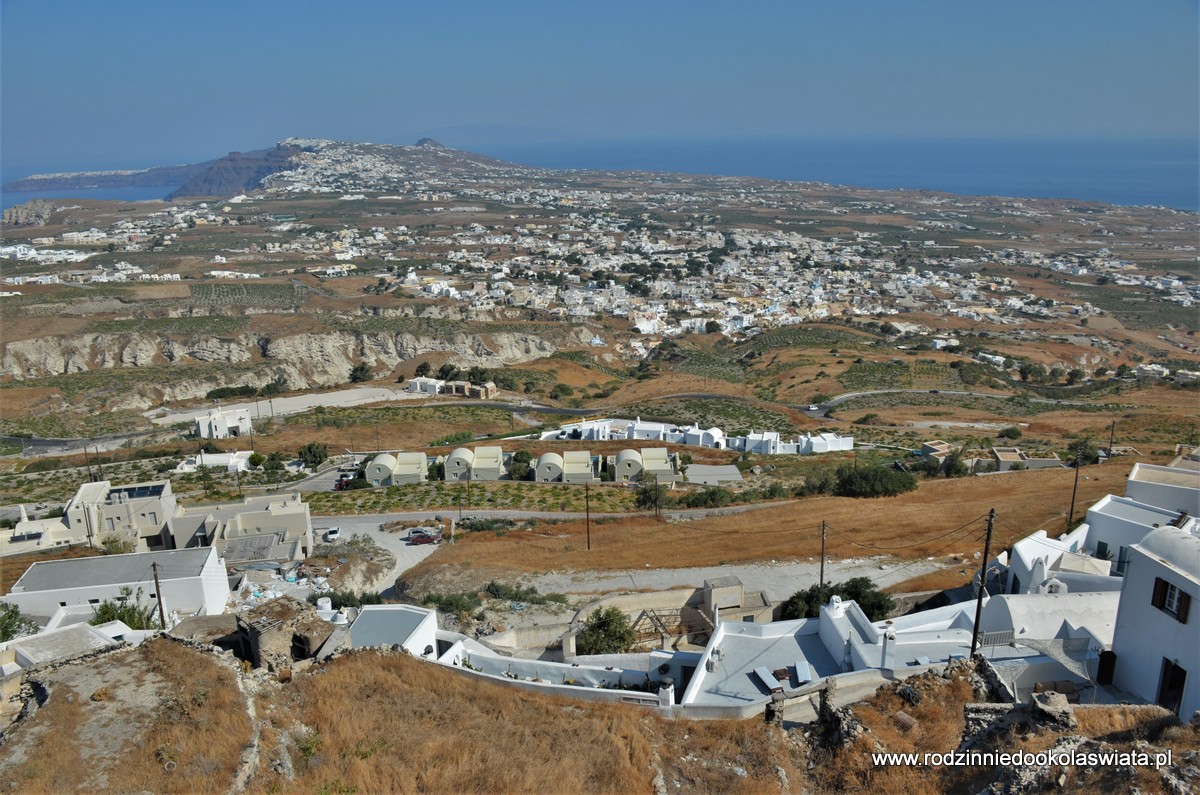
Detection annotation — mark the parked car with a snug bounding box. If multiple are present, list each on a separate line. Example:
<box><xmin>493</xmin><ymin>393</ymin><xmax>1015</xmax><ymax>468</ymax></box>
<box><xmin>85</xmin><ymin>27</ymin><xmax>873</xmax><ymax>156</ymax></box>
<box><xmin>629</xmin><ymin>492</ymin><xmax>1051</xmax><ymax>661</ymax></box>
<box><xmin>324</xmin><ymin>527</ymin><xmax>342</xmax><ymax>542</ymax></box>
<box><xmin>408</xmin><ymin>528</ymin><xmax>441</xmax><ymax>545</ymax></box>
<box><xmin>807</xmin><ymin>404</ymin><xmax>820</xmax><ymax>411</ymax></box>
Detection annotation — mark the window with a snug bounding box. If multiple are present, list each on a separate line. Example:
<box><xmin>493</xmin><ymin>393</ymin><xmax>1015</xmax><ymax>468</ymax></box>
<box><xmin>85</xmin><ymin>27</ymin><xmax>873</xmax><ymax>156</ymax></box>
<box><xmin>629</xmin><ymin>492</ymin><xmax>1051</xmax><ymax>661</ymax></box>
<box><xmin>1151</xmin><ymin>577</ymin><xmax>1191</xmax><ymax>624</ymax></box>
<box><xmin>87</xmin><ymin>598</ymin><xmax>100</xmax><ymax>605</ymax></box>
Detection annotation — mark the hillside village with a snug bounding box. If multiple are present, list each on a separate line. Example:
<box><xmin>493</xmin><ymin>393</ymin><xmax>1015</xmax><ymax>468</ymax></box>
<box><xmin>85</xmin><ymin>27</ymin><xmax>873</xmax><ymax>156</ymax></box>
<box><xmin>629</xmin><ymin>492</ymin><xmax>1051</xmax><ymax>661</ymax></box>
<box><xmin>1</xmin><ymin>138</ymin><xmax>1198</xmax><ymax>792</ymax></box>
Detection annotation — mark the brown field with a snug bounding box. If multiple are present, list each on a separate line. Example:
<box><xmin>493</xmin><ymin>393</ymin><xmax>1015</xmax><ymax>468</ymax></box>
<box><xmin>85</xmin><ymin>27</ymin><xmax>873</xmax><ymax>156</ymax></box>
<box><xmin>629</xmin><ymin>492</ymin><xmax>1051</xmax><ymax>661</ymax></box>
<box><xmin>405</xmin><ymin>463</ymin><xmax>1127</xmax><ymax>584</ymax></box>
<box><xmin>253</xmin><ymin>648</ymin><xmax>797</xmax><ymax>795</ymax></box>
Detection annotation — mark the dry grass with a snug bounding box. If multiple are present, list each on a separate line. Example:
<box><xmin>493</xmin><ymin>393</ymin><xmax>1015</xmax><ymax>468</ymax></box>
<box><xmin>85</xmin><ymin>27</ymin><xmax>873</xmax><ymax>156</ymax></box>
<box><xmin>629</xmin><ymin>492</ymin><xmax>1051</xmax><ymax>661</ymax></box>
<box><xmin>406</xmin><ymin>463</ymin><xmax>1126</xmax><ymax>580</ymax></box>
<box><xmin>105</xmin><ymin>640</ymin><xmax>251</xmax><ymax>794</ymax></box>
<box><xmin>0</xmin><ymin>639</ymin><xmax>250</xmax><ymax>794</ymax></box>
<box><xmin>259</xmin><ymin>650</ymin><xmax>656</xmax><ymax>794</ymax></box>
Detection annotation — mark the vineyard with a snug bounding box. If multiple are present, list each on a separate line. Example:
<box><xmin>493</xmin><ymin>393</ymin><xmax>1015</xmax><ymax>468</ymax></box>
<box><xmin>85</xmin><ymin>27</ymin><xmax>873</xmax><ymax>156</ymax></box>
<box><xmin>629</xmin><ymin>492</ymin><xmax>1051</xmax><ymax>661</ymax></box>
<box><xmin>743</xmin><ymin>325</ymin><xmax>874</xmax><ymax>353</ymax></box>
<box><xmin>86</xmin><ymin>316</ymin><xmax>248</xmax><ymax>336</ymax></box>
<box><xmin>189</xmin><ymin>282</ymin><xmax>307</xmax><ymax>308</ymax></box>
<box><xmin>838</xmin><ymin>360</ymin><xmax>964</xmax><ymax>390</ymax></box>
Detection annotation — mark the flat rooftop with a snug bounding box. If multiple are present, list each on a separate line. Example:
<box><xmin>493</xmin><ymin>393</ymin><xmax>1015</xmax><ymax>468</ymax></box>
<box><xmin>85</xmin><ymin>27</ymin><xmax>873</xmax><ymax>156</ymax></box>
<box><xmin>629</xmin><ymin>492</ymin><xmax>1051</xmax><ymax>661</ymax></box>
<box><xmin>350</xmin><ymin>605</ymin><xmax>428</xmax><ymax>649</ymax></box>
<box><xmin>685</xmin><ymin>464</ymin><xmax>743</xmax><ymax>485</ymax></box>
<box><xmin>1130</xmin><ymin>463</ymin><xmax>1200</xmax><ymax>490</ymax></box>
<box><xmin>686</xmin><ymin>623</ymin><xmax>840</xmax><ymax>707</ymax></box>
<box><xmin>10</xmin><ymin>548</ymin><xmax>214</xmax><ymax>593</ymax></box>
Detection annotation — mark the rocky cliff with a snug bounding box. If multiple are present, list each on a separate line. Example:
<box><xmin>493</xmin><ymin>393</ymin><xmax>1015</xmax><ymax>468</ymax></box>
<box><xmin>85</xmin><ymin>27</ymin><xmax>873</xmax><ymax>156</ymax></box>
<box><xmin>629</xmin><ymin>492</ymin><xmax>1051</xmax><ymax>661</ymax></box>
<box><xmin>1</xmin><ymin>327</ymin><xmax>591</xmax><ymax>408</ymax></box>
<box><xmin>165</xmin><ymin>144</ymin><xmax>302</xmax><ymax>200</ymax></box>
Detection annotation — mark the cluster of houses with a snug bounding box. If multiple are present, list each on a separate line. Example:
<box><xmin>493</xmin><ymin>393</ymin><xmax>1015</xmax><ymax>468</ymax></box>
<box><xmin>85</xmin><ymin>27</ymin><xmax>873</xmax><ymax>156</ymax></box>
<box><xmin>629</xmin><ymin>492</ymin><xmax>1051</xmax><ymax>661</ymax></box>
<box><xmin>2</xmin><ymin>447</ymin><xmax>1197</xmax><ymax>722</ymax></box>
<box><xmin>542</xmin><ymin>417</ymin><xmax>854</xmax><ymax>456</ymax></box>
<box><xmin>363</xmin><ymin>445</ymin><xmax>684</xmax><ymax>487</ymax></box>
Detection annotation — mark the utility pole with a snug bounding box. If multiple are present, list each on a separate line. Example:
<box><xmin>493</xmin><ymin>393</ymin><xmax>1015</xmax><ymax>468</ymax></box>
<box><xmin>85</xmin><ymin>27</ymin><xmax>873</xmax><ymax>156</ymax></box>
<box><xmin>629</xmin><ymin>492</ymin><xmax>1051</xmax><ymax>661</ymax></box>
<box><xmin>95</xmin><ymin>446</ymin><xmax>106</xmax><ymax>481</ymax></box>
<box><xmin>969</xmin><ymin>509</ymin><xmax>996</xmax><ymax>657</ymax></box>
<box><xmin>1107</xmin><ymin>420</ymin><xmax>1116</xmax><ymax>458</ymax></box>
<box><xmin>152</xmin><ymin>562</ymin><xmax>167</xmax><ymax>630</ymax></box>
<box><xmin>1067</xmin><ymin>454</ymin><xmax>1082</xmax><ymax>530</ymax></box>
<box><xmin>820</xmin><ymin>520</ymin><xmax>827</xmax><ymax>587</ymax></box>
<box><xmin>585</xmin><ymin>481</ymin><xmax>592</xmax><ymax>551</ymax></box>
<box><xmin>654</xmin><ymin>474</ymin><xmax>660</xmax><ymax>520</ymax></box>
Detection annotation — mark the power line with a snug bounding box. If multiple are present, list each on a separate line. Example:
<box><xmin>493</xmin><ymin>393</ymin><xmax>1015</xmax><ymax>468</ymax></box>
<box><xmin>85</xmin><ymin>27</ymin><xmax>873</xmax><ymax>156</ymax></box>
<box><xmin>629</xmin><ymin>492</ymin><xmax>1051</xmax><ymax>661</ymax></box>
<box><xmin>825</xmin><ymin>512</ymin><xmax>989</xmax><ymax>551</ymax></box>
<box><xmin>868</xmin><ymin>526</ymin><xmax>988</xmax><ymax>584</ymax></box>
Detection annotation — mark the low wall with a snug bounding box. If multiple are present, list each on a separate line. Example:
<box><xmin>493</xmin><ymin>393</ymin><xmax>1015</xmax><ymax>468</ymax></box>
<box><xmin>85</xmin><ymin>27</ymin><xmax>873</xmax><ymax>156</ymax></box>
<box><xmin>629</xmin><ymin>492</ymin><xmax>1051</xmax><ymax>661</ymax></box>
<box><xmin>571</xmin><ymin>588</ymin><xmax>699</xmax><ymax>624</ymax></box>
<box><xmin>484</xmin><ymin>623</ymin><xmax>570</xmax><ymax>651</ymax></box>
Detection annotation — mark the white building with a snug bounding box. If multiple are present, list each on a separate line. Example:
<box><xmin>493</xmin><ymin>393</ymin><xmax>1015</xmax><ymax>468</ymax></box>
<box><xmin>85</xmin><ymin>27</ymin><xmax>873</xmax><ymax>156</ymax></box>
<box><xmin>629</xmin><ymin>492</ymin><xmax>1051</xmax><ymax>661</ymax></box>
<box><xmin>406</xmin><ymin>376</ymin><xmax>445</xmax><ymax>395</ymax></box>
<box><xmin>195</xmin><ymin>407</ymin><xmax>253</xmax><ymax>440</ymax></box>
<box><xmin>174</xmin><ymin>450</ymin><xmax>253</xmax><ymax>474</ymax></box>
<box><xmin>1111</xmin><ymin>528</ymin><xmax>1199</xmax><ymax>718</ymax></box>
<box><xmin>365</xmin><ymin>452</ymin><xmax>428</xmax><ymax>486</ymax></box>
<box><xmin>2</xmin><ymin>547</ymin><xmax>230</xmax><ymax>621</ymax></box>
<box><xmin>534</xmin><ymin>452</ymin><xmax>564</xmax><ymax>482</ymax></box>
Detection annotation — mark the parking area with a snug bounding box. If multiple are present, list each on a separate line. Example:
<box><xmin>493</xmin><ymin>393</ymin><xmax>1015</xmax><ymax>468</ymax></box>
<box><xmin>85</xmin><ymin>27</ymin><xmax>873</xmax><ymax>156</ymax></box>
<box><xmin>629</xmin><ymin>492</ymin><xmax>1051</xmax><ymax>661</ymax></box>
<box><xmin>310</xmin><ymin>516</ymin><xmax>444</xmax><ymax>595</ymax></box>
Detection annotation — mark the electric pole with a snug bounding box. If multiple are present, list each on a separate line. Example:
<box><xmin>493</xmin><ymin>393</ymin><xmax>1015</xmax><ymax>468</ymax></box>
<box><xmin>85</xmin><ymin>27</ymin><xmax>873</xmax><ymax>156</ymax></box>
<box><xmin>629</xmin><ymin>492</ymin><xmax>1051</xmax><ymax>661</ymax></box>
<box><xmin>585</xmin><ymin>481</ymin><xmax>591</xmax><ymax>551</ymax></box>
<box><xmin>1067</xmin><ymin>454</ymin><xmax>1082</xmax><ymax>530</ymax></box>
<box><xmin>654</xmin><ymin>474</ymin><xmax>660</xmax><ymax>520</ymax></box>
<box><xmin>969</xmin><ymin>509</ymin><xmax>996</xmax><ymax>657</ymax></box>
<box><xmin>820</xmin><ymin>520</ymin><xmax>827</xmax><ymax>587</ymax></box>
<box><xmin>152</xmin><ymin>561</ymin><xmax>168</xmax><ymax>630</ymax></box>
<box><xmin>1107</xmin><ymin>420</ymin><xmax>1116</xmax><ymax>458</ymax></box>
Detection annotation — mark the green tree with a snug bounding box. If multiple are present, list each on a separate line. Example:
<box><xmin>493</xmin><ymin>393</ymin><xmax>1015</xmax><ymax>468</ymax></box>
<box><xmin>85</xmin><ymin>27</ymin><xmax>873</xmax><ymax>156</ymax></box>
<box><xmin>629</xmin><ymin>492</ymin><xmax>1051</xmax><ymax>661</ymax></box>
<box><xmin>704</xmin><ymin>319</ymin><xmax>722</xmax><ymax>334</ymax></box>
<box><xmin>634</xmin><ymin>479</ymin><xmax>667</xmax><ymax>511</ymax></box>
<box><xmin>1067</xmin><ymin>438</ymin><xmax>1100</xmax><ymax>466</ymax></box>
<box><xmin>834</xmin><ymin>464</ymin><xmax>918</xmax><ymax>498</ymax></box>
<box><xmin>942</xmin><ymin>450</ymin><xmax>970</xmax><ymax>478</ymax></box>
<box><xmin>1066</xmin><ymin>368</ymin><xmax>1086</xmax><ymax>385</ymax></box>
<box><xmin>437</xmin><ymin>363</ymin><xmax>461</xmax><ymax>381</ymax></box>
<box><xmin>247</xmin><ymin>452</ymin><xmax>266</xmax><ymax>468</ymax></box>
<box><xmin>465</xmin><ymin>366</ymin><xmax>488</xmax><ymax>385</ymax></box>
<box><xmin>349</xmin><ymin>362</ymin><xmax>373</xmax><ymax>383</ymax></box>
<box><xmin>414</xmin><ymin>361</ymin><xmax>432</xmax><ymax>378</ymax></box>
<box><xmin>576</xmin><ymin>606</ymin><xmax>635</xmax><ymax>655</ymax></box>
<box><xmin>297</xmin><ymin>441</ymin><xmax>329</xmax><ymax>469</ymax></box>
<box><xmin>997</xmin><ymin>426</ymin><xmax>1022</xmax><ymax>440</ymax></box>
<box><xmin>0</xmin><ymin>603</ymin><xmax>37</xmax><ymax>642</ymax></box>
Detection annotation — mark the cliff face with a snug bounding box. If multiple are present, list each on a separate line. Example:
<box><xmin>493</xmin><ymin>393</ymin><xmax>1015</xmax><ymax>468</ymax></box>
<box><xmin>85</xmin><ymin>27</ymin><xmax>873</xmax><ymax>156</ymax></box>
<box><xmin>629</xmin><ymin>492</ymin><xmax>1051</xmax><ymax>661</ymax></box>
<box><xmin>1</xmin><ymin>199</ymin><xmax>58</xmax><ymax>227</ymax></box>
<box><xmin>165</xmin><ymin>145</ymin><xmax>301</xmax><ymax>200</ymax></box>
<box><xmin>0</xmin><ymin>327</ymin><xmax>589</xmax><ymax>408</ymax></box>
<box><xmin>1</xmin><ymin>162</ymin><xmax>213</xmax><ymax>193</ymax></box>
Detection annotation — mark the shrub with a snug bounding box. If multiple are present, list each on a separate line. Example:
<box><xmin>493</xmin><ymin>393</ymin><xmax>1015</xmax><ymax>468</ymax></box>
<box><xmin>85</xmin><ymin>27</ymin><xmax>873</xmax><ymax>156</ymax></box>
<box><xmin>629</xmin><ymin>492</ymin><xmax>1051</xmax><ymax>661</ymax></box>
<box><xmin>348</xmin><ymin>362</ymin><xmax>373</xmax><ymax>383</ymax></box>
<box><xmin>298</xmin><ymin>441</ymin><xmax>329</xmax><ymax>469</ymax></box>
<box><xmin>91</xmin><ymin>586</ymin><xmax>159</xmax><ymax>630</ymax></box>
<box><xmin>306</xmin><ymin>590</ymin><xmax>383</xmax><ymax>610</ymax></box>
<box><xmin>576</xmin><ymin>606</ymin><xmax>635</xmax><ymax>655</ymax></box>
<box><xmin>997</xmin><ymin>426</ymin><xmax>1022</xmax><ymax>440</ymax></box>
<box><xmin>779</xmin><ymin>577</ymin><xmax>895</xmax><ymax>622</ymax></box>
<box><xmin>0</xmin><ymin>603</ymin><xmax>37</xmax><ymax>642</ymax></box>
<box><xmin>834</xmin><ymin>464</ymin><xmax>917</xmax><ymax>498</ymax></box>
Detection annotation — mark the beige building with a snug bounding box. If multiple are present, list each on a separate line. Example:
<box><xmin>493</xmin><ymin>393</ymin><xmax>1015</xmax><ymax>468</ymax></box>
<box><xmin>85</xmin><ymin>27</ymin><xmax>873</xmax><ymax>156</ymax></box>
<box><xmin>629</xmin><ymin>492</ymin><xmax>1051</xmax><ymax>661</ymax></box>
<box><xmin>365</xmin><ymin>452</ymin><xmax>428</xmax><ymax>486</ymax></box>
<box><xmin>471</xmin><ymin>446</ymin><xmax>505</xmax><ymax>481</ymax></box>
<box><xmin>562</xmin><ymin>450</ymin><xmax>595</xmax><ymax>484</ymax></box>
<box><xmin>171</xmin><ymin>492</ymin><xmax>314</xmax><ymax>563</ymax></box>
<box><xmin>640</xmin><ymin>448</ymin><xmax>676</xmax><ymax>484</ymax></box>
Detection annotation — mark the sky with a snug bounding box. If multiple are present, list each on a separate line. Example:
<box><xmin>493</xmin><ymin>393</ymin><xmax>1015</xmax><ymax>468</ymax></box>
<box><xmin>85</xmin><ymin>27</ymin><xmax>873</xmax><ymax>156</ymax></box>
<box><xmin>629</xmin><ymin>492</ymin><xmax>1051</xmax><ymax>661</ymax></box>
<box><xmin>2</xmin><ymin>0</ymin><xmax>1197</xmax><ymax>176</ymax></box>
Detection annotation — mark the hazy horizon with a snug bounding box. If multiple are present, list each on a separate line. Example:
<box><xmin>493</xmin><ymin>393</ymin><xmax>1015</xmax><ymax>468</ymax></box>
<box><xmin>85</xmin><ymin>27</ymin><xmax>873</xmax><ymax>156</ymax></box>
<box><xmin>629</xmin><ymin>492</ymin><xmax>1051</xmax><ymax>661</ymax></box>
<box><xmin>2</xmin><ymin>1</ymin><xmax>1196</xmax><ymax>179</ymax></box>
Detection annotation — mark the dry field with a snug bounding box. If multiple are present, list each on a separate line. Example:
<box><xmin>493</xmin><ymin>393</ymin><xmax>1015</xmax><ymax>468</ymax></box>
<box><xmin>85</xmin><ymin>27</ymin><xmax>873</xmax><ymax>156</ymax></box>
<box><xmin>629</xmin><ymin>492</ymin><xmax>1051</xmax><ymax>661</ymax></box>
<box><xmin>252</xmin><ymin>648</ymin><xmax>798</xmax><ymax>795</ymax></box>
<box><xmin>405</xmin><ymin>462</ymin><xmax>1126</xmax><ymax>584</ymax></box>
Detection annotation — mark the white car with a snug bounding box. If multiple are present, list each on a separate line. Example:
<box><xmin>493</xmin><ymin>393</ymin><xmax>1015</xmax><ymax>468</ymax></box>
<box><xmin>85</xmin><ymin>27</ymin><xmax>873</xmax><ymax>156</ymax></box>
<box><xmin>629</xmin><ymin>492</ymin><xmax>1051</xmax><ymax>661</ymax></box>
<box><xmin>807</xmin><ymin>404</ymin><xmax>820</xmax><ymax>412</ymax></box>
<box><xmin>324</xmin><ymin>527</ymin><xmax>342</xmax><ymax>542</ymax></box>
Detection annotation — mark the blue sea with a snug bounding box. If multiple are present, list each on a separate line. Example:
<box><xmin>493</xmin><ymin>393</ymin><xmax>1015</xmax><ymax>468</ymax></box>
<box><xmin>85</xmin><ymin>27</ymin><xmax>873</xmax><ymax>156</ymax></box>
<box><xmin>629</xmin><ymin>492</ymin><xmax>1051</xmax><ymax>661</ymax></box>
<box><xmin>476</xmin><ymin>137</ymin><xmax>1199</xmax><ymax>212</ymax></box>
<box><xmin>3</xmin><ymin>137</ymin><xmax>1196</xmax><ymax>212</ymax></box>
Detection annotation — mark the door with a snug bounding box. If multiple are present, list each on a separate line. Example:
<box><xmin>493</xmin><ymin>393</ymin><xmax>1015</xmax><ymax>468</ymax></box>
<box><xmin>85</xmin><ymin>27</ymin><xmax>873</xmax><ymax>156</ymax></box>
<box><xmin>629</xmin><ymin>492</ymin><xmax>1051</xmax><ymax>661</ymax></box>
<box><xmin>1097</xmin><ymin>650</ymin><xmax>1116</xmax><ymax>686</ymax></box>
<box><xmin>1156</xmin><ymin>658</ymin><xmax>1187</xmax><ymax>715</ymax></box>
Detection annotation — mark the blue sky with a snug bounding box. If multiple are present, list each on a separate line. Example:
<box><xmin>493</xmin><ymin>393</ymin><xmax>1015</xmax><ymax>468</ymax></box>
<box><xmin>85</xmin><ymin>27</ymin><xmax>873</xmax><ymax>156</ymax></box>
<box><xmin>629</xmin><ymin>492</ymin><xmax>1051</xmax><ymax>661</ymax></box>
<box><xmin>2</xmin><ymin>0</ymin><xmax>1197</xmax><ymax>175</ymax></box>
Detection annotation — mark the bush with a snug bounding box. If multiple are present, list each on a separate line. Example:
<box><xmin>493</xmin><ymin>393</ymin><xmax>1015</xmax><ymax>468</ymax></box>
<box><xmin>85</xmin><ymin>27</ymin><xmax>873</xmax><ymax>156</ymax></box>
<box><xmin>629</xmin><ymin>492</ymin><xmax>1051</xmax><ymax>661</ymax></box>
<box><xmin>778</xmin><ymin>577</ymin><xmax>895</xmax><ymax>622</ymax></box>
<box><xmin>0</xmin><ymin>603</ymin><xmax>37</xmax><ymax>643</ymax></box>
<box><xmin>298</xmin><ymin>441</ymin><xmax>329</xmax><ymax>469</ymax></box>
<box><xmin>576</xmin><ymin>606</ymin><xmax>635</xmax><ymax>655</ymax></box>
<box><xmin>997</xmin><ymin>426</ymin><xmax>1022</xmax><ymax>440</ymax></box>
<box><xmin>834</xmin><ymin>464</ymin><xmax>918</xmax><ymax>498</ymax></box>
<box><xmin>206</xmin><ymin>385</ymin><xmax>257</xmax><ymax>400</ymax></box>
<box><xmin>306</xmin><ymin>590</ymin><xmax>383</xmax><ymax>610</ymax></box>
<box><xmin>348</xmin><ymin>362</ymin><xmax>373</xmax><ymax>383</ymax></box>
<box><xmin>91</xmin><ymin>586</ymin><xmax>159</xmax><ymax>630</ymax></box>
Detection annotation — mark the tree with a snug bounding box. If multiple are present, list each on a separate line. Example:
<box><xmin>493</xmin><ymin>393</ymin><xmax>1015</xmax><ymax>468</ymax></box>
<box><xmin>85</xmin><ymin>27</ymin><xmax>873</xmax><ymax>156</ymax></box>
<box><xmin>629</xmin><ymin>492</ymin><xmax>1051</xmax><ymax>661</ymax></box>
<box><xmin>1067</xmin><ymin>438</ymin><xmax>1100</xmax><ymax>466</ymax></box>
<box><xmin>263</xmin><ymin>450</ymin><xmax>287</xmax><ymax>473</ymax></box>
<box><xmin>677</xmin><ymin>452</ymin><xmax>693</xmax><ymax>478</ymax></box>
<box><xmin>248</xmin><ymin>452</ymin><xmax>266</xmax><ymax>468</ymax></box>
<box><xmin>414</xmin><ymin>361</ymin><xmax>432</xmax><ymax>378</ymax></box>
<box><xmin>778</xmin><ymin>577</ymin><xmax>895</xmax><ymax>622</ymax></box>
<box><xmin>942</xmin><ymin>450</ymin><xmax>970</xmax><ymax>478</ymax></box>
<box><xmin>0</xmin><ymin>603</ymin><xmax>37</xmax><ymax>643</ymax></box>
<box><xmin>259</xmin><ymin>377</ymin><xmax>287</xmax><ymax>397</ymax></box>
<box><xmin>1066</xmin><ymin>368</ymin><xmax>1086</xmax><ymax>385</ymax></box>
<box><xmin>834</xmin><ymin>464</ymin><xmax>917</xmax><ymax>498</ymax></box>
<box><xmin>1018</xmin><ymin>362</ymin><xmax>1047</xmax><ymax>383</ymax></box>
<box><xmin>634</xmin><ymin>479</ymin><xmax>667</xmax><ymax>511</ymax></box>
<box><xmin>575</xmin><ymin>606</ymin><xmax>635</xmax><ymax>655</ymax></box>
<box><xmin>509</xmin><ymin>461</ymin><xmax>531</xmax><ymax>481</ymax></box>
<box><xmin>297</xmin><ymin>441</ymin><xmax>329</xmax><ymax>470</ymax></box>
<box><xmin>997</xmin><ymin>426</ymin><xmax>1022</xmax><ymax>440</ymax></box>
<box><xmin>198</xmin><ymin>441</ymin><xmax>220</xmax><ymax>454</ymax></box>
<box><xmin>704</xmin><ymin>319</ymin><xmax>722</xmax><ymax>334</ymax></box>
<box><xmin>437</xmin><ymin>363</ymin><xmax>461</xmax><ymax>381</ymax></box>
<box><xmin>349</xmin><ymin>362</ymin><xmax>373</xmax><ymax>383</ymax></box>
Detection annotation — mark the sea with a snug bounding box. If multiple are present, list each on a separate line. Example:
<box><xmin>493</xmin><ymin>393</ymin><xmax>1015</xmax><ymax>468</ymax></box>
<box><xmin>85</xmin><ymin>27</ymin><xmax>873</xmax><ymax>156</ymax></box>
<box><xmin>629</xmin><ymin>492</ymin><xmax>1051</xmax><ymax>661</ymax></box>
<box><xmin>2</xmin><ymin>137</ymin><xmax>1196</xmax><ymax>212</ymax></box>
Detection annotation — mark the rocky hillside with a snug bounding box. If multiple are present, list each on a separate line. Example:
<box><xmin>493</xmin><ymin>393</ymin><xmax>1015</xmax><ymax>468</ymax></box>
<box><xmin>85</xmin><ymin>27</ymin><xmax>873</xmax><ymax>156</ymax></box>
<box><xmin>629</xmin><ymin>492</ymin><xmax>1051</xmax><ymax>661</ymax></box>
<box><xmin>0</xmin><ymin>326</ymin><xmax>591</xmax><ymax>408</ymax></box>
<box><xmin>165</xmin><ymin>144</ymin><xmax>303</xmax><ymax>200</ymax></box>
<box><xmin>2</xmin><ymin>161</ymin><xmax>213</xmax><ymax>194</ymax></box>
